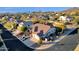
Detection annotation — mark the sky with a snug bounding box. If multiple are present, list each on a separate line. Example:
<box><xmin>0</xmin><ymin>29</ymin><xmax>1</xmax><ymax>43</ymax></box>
<box><xmin>0</xmin><ymin>7</ymin><xmax>71</xmax><ymax>13</ymax></box>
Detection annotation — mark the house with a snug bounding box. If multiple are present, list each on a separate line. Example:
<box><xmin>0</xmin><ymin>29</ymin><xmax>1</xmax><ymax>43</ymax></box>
<box><xmin>66</xmin><ymin>16</ymin><xmax>73</xmax><ymax>22</ymax></box>
<box><xmin>59</xmin><ymin>15</ymin><xmax>73</xmax><ymax>23</ymax></box>
<box><xmin>30</xmin><ymin>23</ymin><xmax>51</xmax><ymax>44</ymax></box>
<box><xmin>14</xmin><ymin>19</ymin><xmax>22</xmax><ymax>24</ymax></box>
<box><xmin>13</xmin><ymin>21</ymin><xmax>33</xmax><ymax>36</ymax></box>
<box><xmin>22</xmin><ymin>21</ymin><xmax>33</xmax><ymax>27</ymax></box>
<box><xmin>8</xmin><ymin>17</ymin><xmax>14</xmax><ymax>22</ymax></box>
<box><xmin>31</xmin><ymin>23</ymin><xmax>57</xmax><ymax>42</ymax></box>
<box><xmin>59</xmin><ymin>16</ymin><xmax>67</xmax><ymax>21</ymax></box>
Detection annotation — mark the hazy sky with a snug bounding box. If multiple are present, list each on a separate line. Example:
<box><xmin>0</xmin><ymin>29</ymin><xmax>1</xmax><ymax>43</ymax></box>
<box><xmin>0</xmin><ymin>7</ymin><xmax>71</xmax><ymax>13</ymax></box>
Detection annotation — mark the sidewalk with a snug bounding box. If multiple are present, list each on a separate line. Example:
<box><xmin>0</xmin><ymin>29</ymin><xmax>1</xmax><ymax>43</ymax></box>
<box><xmin>39</xmin><ymin>34</ymin><xmax>79</xmax><ymax>51</ymax></box>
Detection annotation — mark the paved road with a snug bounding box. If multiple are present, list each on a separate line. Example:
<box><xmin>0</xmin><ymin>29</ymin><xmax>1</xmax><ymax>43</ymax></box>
<box><xmin>1</xmin><ymin>29</ymin><xmax>34</xmax><ymax>51</ymax></box>
<box><xmin>36</xmin><ymin>29</ymin><xmax>79</xmax><ymax>51</ymax></box>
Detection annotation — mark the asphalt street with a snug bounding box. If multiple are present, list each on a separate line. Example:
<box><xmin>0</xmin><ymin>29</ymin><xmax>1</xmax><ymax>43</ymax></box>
<box><xmin>36</xmin><ymin>29</ymin><xmax>79</xmax><ymax>51</ymax></box>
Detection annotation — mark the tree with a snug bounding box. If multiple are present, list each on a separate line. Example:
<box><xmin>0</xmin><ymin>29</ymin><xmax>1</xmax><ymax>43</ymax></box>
<box><xmin>0</xmin><ymin>17</ymin><xmax>7</xmax><ymax>24</ymax></box>
<box><xmin>17</xmin><ymin>24</ymin><xmax>27</xmax><ymax>32</ymax></box>
<box><xmin>4</xmin><ymin>21</ymin><xmax>17</xmax><ymax>30</ymax></box>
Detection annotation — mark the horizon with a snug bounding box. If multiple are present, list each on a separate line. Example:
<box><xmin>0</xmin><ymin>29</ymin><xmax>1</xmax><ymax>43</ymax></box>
<box><xmin>0</xmin><ymin>7</ymin><xmax>71</xmax><ymax>13</ymax></box>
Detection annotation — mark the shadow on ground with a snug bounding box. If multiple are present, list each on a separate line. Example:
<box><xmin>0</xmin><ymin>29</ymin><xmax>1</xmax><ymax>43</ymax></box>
<box><xmin>0</xmin><ymin>25</ymin><xmax>34</xmax><ymax>51</ymax></box>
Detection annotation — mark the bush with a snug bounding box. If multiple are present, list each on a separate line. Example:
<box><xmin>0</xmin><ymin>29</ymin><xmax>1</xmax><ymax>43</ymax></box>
<box><xmin>53</xmin><ymin>21</ymin><xmax>66</xmax><ymax>30</ymax></box>
<box><xmin>0</xmin><ymin>19</ymin><xmax>7</xmax><ymax>24</ymax></box>
<box><xmin>17</xmin><ymin>26</ymin><xmax>27</xmax><ymax>32</ymax></box>
<box><xmin>4</xmin><ymin>21</ymin><xmax>17</xmax><ymax>30</ymax></box>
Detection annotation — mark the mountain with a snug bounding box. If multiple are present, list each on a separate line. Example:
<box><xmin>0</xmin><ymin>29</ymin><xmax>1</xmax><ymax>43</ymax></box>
<box><xmin>60</xmin><ymin>7</ymin><xmax>79</xmax><ymax>15</ymax></box>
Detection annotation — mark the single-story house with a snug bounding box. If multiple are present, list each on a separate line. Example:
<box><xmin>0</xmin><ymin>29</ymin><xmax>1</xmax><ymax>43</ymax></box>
<box><xmin>31</xmin><ymin>23</ymin><xmax>57</xmax><ymax>42</ymax></box>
